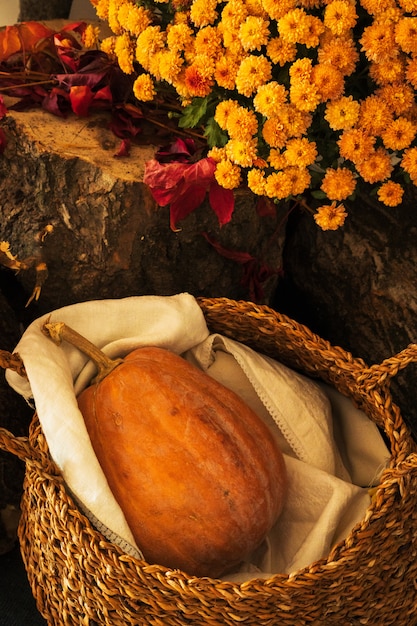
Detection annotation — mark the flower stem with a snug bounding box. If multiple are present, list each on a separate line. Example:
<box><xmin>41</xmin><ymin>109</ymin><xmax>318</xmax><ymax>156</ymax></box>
<box><xmin>42</xmin><ymin>320</ymin><xmax>124</xmax><ymax>384</ymax></box>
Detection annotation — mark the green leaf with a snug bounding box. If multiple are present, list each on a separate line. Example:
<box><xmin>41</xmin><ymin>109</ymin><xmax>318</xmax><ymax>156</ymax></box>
<box><xmin>204</xmin><ymin>117</ymin><xmax>228</xmax><ymax>148</ymax></box>
<box><xmin>178</xmin><ymin>98</ymin><xmax>208</xmax><ymax>129</ymax></box>
<box><xmin>311</xmin><ymin>190</ymin><xmax>327</xmax><ymax>200</ymax></box>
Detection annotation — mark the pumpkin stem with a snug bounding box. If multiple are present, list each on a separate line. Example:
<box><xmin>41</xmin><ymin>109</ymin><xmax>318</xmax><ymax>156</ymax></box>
<box><xmin>42</xmin><ymin>320</ymin><xmax>124</xmax><ymax>383</ymax></box>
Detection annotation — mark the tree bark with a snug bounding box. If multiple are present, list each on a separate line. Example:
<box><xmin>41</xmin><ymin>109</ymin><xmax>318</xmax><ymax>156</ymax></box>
<box><xmin>0</xmin><ymin>102</ymin><xmax>286</xmax><ymax>318</ymax></box>
<box><xmin>275</xmin><ymin>188</ymin><xmax>417</xmax><ymax>439</ymax></box>
<box><xmin>19</xmin><ymin>0</ymin><xmax>72</xmax><ymax>21</ymax></box>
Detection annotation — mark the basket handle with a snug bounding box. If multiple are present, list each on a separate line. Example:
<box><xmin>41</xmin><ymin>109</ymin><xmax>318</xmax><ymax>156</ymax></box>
<box><xmin>0</xmin><ymin>350</ymin><xmax>38</xmax><ymax>463</ymax></box>
<box><xmin>0</xmin><ymin>427</ymin><xmax>33</xmax><ymax>462</ymax></box>
<box><xmin>0</xmin><ymin>350</ymin><xmax>26</xmax><ymax>377</ymax></box>
<box><xmin>358</xmin><ymin>343</ymin><xmax>417</xmax><ymax>389</ymax></box>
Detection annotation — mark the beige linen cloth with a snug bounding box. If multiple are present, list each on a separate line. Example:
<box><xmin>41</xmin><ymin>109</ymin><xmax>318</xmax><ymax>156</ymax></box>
<box><xmin>6</xmin><ymin>294</ymin><xmax>390</xmax><ymax>581</ymax></box>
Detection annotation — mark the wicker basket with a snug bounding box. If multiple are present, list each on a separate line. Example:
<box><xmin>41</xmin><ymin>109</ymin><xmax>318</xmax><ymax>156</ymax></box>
<box><xmin>1</xmin><ymin>296</ymin><xmax>417</xmax><ymax>626</ymax></box>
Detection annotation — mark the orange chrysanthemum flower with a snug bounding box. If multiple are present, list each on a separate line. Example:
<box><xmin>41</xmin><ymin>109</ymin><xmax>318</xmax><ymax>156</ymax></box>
<box><xmin>401</xmin><ymin>146</ymin><xmax>417</xmax><ymax>182</ymax></box>
<box><xmin>225</xmin><ymin>138</ymin><xmax>259</xmax><ymax>167</ymax></box>
<box><xmin>406</xmin><ymin>58</ymin><xmax>417</xmax><ymax>90</ymax></box>
<box><xmin>338</xmin><ymin>129</ymin><xmax>376</xmax><ymax>165</ymax></box>
<box><xmin>221</xmin><ymin>0</ymin><xmax>248</xmax><ymax>29</ymax></box>
<box><xmin>115</xmin><ymin>33</ymin><xmax>135</xmax><ymax>74</ymax></box>
<box><xmin>289</xmin><ymin>57</ymin><xmax>313</xmax><ymax>82</ymax></box>
<box><xmin>133</xmin><ymin>73</ymin><xmax>156</xmax><ymax>101</ymax></box>
<box><xmin>118</xmin><ymin>3</ymin><xmax>152</xmax><ymax>37</ymax></box>
<box><xmin>214</xmin><ymin>56</ymin><xmax>239</xmax><ymax>90</ymax></box>
<box><xmin>190</xmin><ymin>0</ymin><xmax>218</xmax><ymax>26</ymax></box>
<box><xmin>266</xmin><ymin>37</ymin><xmax>297</xmax><ymax>66</ymax></box>
<box><xmin>314</xmin><ymin>202</ymin><xmax>347</xmax><ymax>231</ymax></box>
<box><xmin>166</xmin><ymin>23</ymin><xmax>193</xmax><ymax>53</ymax></box>
<box><xmin>355</xmin><ymin>147</ymin><xmax>393</xmax><ymax>184</ymax></box>
<box><xmin>395</xmin><ymin>17</ymin><xmax>417</xmax><ymax>55</ymax></box>
<box><xmin>311</xmin><ymin>63</ymin><xmax>344</xmax><ymax>102</ymax></box>
<box><xmin>184</xmin><ymin>63</ymin><xmax>214</xmax><ymax>97</ymax></box>
<box><xmin>82</xmin><ymin>24</ymin><xmax>100</xmax><ymax>48</ymax></box>
<box><xmin>360</xmin><ymin>21</ymin><xmax>397</xmax><ymax>63</ymax></box>
<box><xmin>317</xmin><ymin>35</ymin><xmax>359</xmax><ymax>77</ymax></box>
<box><xmin>300</xmin><ymin>14</ymin><xmax>325</xmax><ymax>49</ymax></box>
<box><xmin>325</xmin><ymin>96</ymin><xmax>360</xmax><ymax>131</ymax></box>
<box><xmin>235</xmin><ymin>54</ymin><xmax>272</xmax><ymax>97</ymax></box>
<box><xmin>358</xmin><ymin>95</ymin><xmax>392</xmax><ymax>135</ymax></box>
<box><xmin>227</xmin><ymin>106</ymin><xmax>259</xmax><ymax>140</ymax></box>
<box><xmin>136</xmin><ymin>26</ymin><xmax>166</xmax><ymax>70</ymax></box>
<box><xmin>207</xmin><ymin>146</ymin><xmax>228</xmax><ymax>162</ymax></box>
<box><xmin>268</xmin><ymin>148</ymin><xmax>287</xmax><ymax>170</ymax></box>
<box><xmin>377</xmin><ymin>181</ymin><xmax>404</xmax><ymax>206</ymax></box>
<box><xmin>290</xmin><ymin>81</ymin><xmax>321</xmax><ymax>112</ymax></box>
<box><xmin>265</xmin><ymin>170</ymin><xmax>294</xmax><ymax>199</ymax></box>
<box><xmin>324</xmin><ymin>1</ymin><xmax>358</xmax><ymax>37</ymax></box>
<box><xmin>100</xmin><ymin>36</ymin><xmax>117</xmax><ymax>59</ymax></box>
<box><xmin>377</xmin><ymin>82</ymin><xmax>415</xmax><ymax>116</ymax></box>
<box><xmin>214</xmin><ymin>99</ymin><xmax>241</xmax><ymax>129</ymax></box>
<box><xmin>284</xmin><ymin>137</ymin><xmax>317</xmax><ymax>167</ymax></box>
<box><xmin>278</xmin><ymin>8</ymin><xmax>311</xmax><ymax>44</ymax></box>
<box><xmin>261</xmin><ymin>0</ymin><xmax>296</xmax><ymax>21</ymax></box>
<box><xmin>239</xmin><ymin>16</ymin><xmax>270</xmax><ymax>51</ymax></box>
<box><xmin>262</xmin><ymin>116</ymin><xmax>289</xmax><ymax>148</ymax></box>
<box><xmin>194</xmin><ymin>26</ymin><xmax>222</xmax><ymax>58</ymax></box>
<box><xmin>321</xmin><ymin>167</ymin><xmax>356</xmax><ymax>201</ymax></box>
<box><xmin>253</xmin><ymin>81</ymin><xmax>288</xmax><ymax>117</ymax></box>
<box><xmin>94</xmin><ymin>0</ymin><xmax>109</xmax><ymax>20</ymax></box>
<box><xmin>369</xmin><ymin>56</ymin><xmax>405</xmax><ymax>86</ymax></box>
<box><xmin>359</xmin><ymin>0</ymin><xmax>396</xmax><ymax>16</ymax></box>
<box><xmin>381</xmin><ymin>117</ymin><xmax>417</xmax><ymax>151</ymax></box>
<box><xmin>214</xmin><ymin>160</ymin><xmax>242</xmax><ymax>189</ymax></box>
<box><xmin>158</xmin><ymin>50</ymin><xmax>183</xmax><ymax>83</ymax></box>
<box><xmin>247</xmin><ymin>168</ymin><xmax>267</xmax><ymax>195</ymax></box>
<box><xmin>284</xmin><ymin>166</ymin><xmax>311</xmax><ymax>195</ymax></box>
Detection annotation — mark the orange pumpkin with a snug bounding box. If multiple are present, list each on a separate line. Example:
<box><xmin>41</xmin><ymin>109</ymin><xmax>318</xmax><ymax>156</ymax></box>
<box><xmin>44</xmin><ymin>322</ymin><xmax>287</xmax><ymax>578</ymax></box>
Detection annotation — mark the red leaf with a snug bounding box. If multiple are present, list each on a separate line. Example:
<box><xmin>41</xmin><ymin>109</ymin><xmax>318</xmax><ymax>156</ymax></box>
<box><xmin>108</xmin><ymin>107</ymin><xmax>143</xmax><ymax>139</ymax></box>
<box><xmin>69</xmin><ymin>84</ymin><xmax>94</xmax><ymax>116</ymax></box>
<box><xmin>155</xmin><ymin>138</ymin><xmax>197</xmax><ymax>163</ymax></box>
<box><xmin>0</xmin><ymin>22</ymin><xmax>54</xmax><ymax>62</ymax></box>
<box><xmin>114</xmin><ymin>138</ymin><xmax>131</xmax><ymax>157</ymax></box>
<box><xmin>42</xmin><ymin>87</ymin><xmax>70</xmax><ymax>117</ymax></box>
<box><xmin>201</xmin><ymin>233</ymin><xmax>254</xmax><ymax>263</ymax></box>
<box><xmin>144</xmin><ymin>157</ymin><xmax>217</xmax><ymax>230</ymax></box>
<box><xmin>143</xmin><ymin>159</ymin><xmax>182</xmax><ymax>205</ymax></box>
<box><xmin>241</xmin><ymin>259</ymin><xmax>281</xmax><ymax>302</ymax></box>
<box><xmin>169</xmin><ymin>185</ymin><xmax>208</xmax><ymax>230</ymax></box>
<box><xmin>19</xmin><ymin>21</ymin><xmax>54</xmax><ymax>48</ymax></box>
<box><xmin>202</xmin><ymin>233</ymin><xmax>281</xmax><ymax>302</ymax></box>
<box><xmin>144</xmin><ymin>158</ymin><xmax>215</xmax><ymax>205</ymax></box>
<box><xmin>61</xmin><ymin>21</ymin><xmax>88</xmax><ymax>36</ymax></box>
<box><xmin>0</xmin><ymin>96</ymin><xmax>8</xmax><ymax>119</ymax></box>
<box><xmin>256</xmin><ymin>196</ymin><xmax>277</xmax><ymax>217</ymax></box>
<box><xmin>53</xmin><ymin>31</ymin><xmax>82</xmax><ymax>72</ymax></box>
<box><xmin>208</xmin><ymin>182</ymin><xmax>235</xmax><ymax>226</ymax></box>
<box><xmin>0</xmin><ymin>128</ymin><xmax>7</xmax><ymax>155</ymax></box>
<box><xmin>0</xmin><ymin>27</ymin><xmax>21</xmax><ymax>62</ymax></box>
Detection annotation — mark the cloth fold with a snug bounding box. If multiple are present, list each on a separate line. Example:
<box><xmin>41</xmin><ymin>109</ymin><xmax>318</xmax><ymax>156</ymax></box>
<box><xmin>6</xmin><ymin>294</ymin><xmax>390</xmax><ymax>579</ymax></box>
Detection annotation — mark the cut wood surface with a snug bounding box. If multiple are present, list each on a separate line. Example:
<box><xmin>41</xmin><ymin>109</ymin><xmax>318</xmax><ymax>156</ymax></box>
<box><xmin>0</xmin><ymin>99</ymin><xmax>286</xmax><ymax>315</ymax></box>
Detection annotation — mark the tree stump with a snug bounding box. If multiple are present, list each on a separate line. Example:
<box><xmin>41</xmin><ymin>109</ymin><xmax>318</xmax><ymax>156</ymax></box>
<box><xmin>0</xmin><ymin>102</ymin><xmax>286</xmax><ymax>318</ymax></box>
<box><xmin>19</xmin><ymin>0</ymin><xmax>72</xmax><ymax>21</ymax></box>
<box><xmin>276</xmin><ymin>188</ymin><xmax>417</xmax><ymax>439</ymax></box>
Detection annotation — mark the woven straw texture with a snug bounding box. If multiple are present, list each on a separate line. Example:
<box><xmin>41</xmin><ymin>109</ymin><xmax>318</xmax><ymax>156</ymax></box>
<box><xmin>1</xmin><ymin>297</ymin><xmax>417</xmax><ymax>626</ymax></box>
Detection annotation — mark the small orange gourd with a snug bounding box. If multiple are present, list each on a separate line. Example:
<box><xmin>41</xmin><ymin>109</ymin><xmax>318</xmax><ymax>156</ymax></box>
<box><xmin>44</xmin><ymin>321</ymin><xmax>287</xmax><ymax>578</ymax></box>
